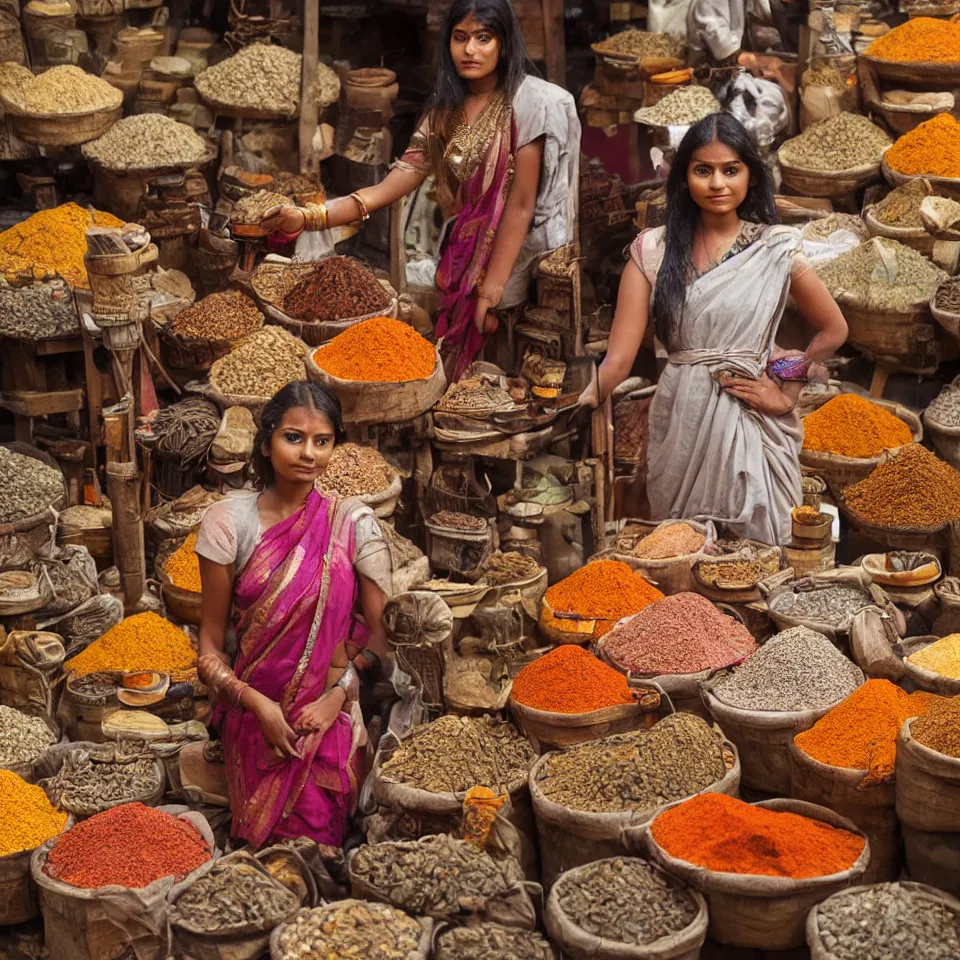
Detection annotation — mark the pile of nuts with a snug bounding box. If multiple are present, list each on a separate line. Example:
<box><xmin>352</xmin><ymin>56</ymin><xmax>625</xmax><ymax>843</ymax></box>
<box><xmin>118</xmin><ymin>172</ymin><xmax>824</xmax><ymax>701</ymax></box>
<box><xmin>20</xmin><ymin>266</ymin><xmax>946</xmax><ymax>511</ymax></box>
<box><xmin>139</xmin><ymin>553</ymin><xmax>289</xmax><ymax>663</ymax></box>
<box><xmin>0</xmin><ymin>278</ymin><xmax>78</xmax><ymax>340</ymax></box>
<box><xmin>195</xmin><ymin>43</ymin><xmax>301</xmax><ymax>116</ymax></box>
<box><xmin>593</xmin><ymin>28</ymin><xmax>685</xmax><ymax>59</ymax></box>
<box><xmin>83</xmin><ymin>114</ymin><xmax>208</xmax><ymax>171</ymax></box>
<box><xmin>166</xmin><ymin>290</ymin><xmax>263</xmax><ymax>343</ymax></box>
<box><xmin>0</xmin><ymin>446</ymin><xmax>63</xmax><ymax>521</ymax></box>
<box><xmin>317</xmin><ymin>443</ymin><xmax>394</xmax><ymax>498</ymax></box>
<box><xmin>3</xmin><ymin>65</ymin><xmax>121</xmax><ymax>114</ymax></box>
<box><xmin>209</xmin><ymin>326</ymin><xmax>306</xmax><ymax>399</ymax></box>
<box><xmin>635</xmin><ymin>86</ymin><xmax>720</xmax><ymax>127</ymax></box>
<box><xmin>0</xmin><ymin>706</ymin><xmax>55</xmax><ymax>767</ymax></box>
<box><xmin>231</xmin><ymin>190</ymin><xmax>289</xmax><ymax>225</ymax></box>
<box><xmin>780</xmin><ymin>113</ymin><xmax>891</xmax><ymax>171</ymax></box>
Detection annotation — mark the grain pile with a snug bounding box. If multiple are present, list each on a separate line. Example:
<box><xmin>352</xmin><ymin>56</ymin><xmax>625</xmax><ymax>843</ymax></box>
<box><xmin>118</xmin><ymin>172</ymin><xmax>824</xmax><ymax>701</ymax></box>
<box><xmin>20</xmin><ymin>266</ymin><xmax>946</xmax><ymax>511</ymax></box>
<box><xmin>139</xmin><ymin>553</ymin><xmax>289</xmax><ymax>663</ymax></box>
<box><xmin>166</xmin><ymin>290</ymin><xmax>263</xmax><ymax>342</ymax></box>
<box><xmin>803</xmin><ymin>394</ymin><xmax>913</xmax><ymax>458</ymax></box>
<box><xmin>82</xmin><ymin>114</ymin><xmax>207</xmax><ymax>171</ymax></box>
<box><xmin>873</xmin><ymin>179</ymin><xmax>931</xmax><ymax>228</ymax></box>
<box><xmin>535</xmin><ymin>713</ymin><xmax>727</xmax><ymax>813</ymax></box>
<box><xmin>843</xmin><ymin>444</ymin><xmax>960</xmax><ymax>529</ymax></box>
<box><xmin>768</xmin><ymin>583</ymin><xmax>871</xmax><ymax>629</ymax></box>
<box><xmin>594</xmin><ymin>28</ymin><xmax>685</xmax><ymax>59</ymax></box>
<box><xmin>195</xmin><ymin>43</ymin><xmax>301</xmax><ymax>116</ymax></box>
<box><xmin>779</xmin><ymin>113</ymin><xmax>890</xmax><ymax>171</ymax></box>
<box><xmin>378</xmin><ymin>715</ymin><xmax>536</xmax><ymax>793</ymax></box>
<box><xmin>710</xmin><ymin>627</ymin><xmax>863</xmax><ymax>711</ymax></box>
<box><xmin>0</xmin><ymin>706</ymin><xmax>55</xmax><ymax>768</ymax></box>
<box><xmin>633</xmin><ymin>522</ymin><xmax>706</xmax><ymax>559</ymax></box>
<box><xmin>634</xmin><ymin>86</ymin><xmax>720</xmax><ymax>126</ymax></box>
<box><xmin>866</xmin><ymin>16</ymin><xmax>960</xmax><ymax>63</ymax></box>
<box><xmin>907</xmin><ymin>634</ymin><xmax>960</xmax><ymax>679</ymax></box>
<box><xmin>814</xmin><ymin>883</ymin><xmax>960</xmax><ymax>960</ymax></box>
<box><xmin>912</xmin><ymin>696</ymin><xmax>960</xmax><ymax>757</ymax></box>
<box><xmin>231</xmin><ymin>190</ymin><xmax>289</xmax><ymax>224</ymax></box>
<box><xmin>283</xmin><ymin>257</ymin><xmax>391</xmax><ymax>322</ymax></box>
<box><xmin>816</xmin><ymin>237</ymin><xmax>947</xmax><ymax>311</ymax></box>
<box><xmin>802</xmin><ymin>213</ymin><xmax>868</xmax><ymax>243</ymax></box>
<box><xmin>926</xmin><ymin>383</ymin><xmax>960</xmax><ymax>426</ymax></box>
<box><xmin>312</xmin><ymin>316</ymin><xmax>435</xmax><ymax>382</ymax></box>
<box><xmin>0</xmin><ymin>770</ymin><xmax>68</xmax><ymax>857</ymax></box>
<box><xmin>312</xmin><ymin>61</ymin><xmax>341</xmax><ymax>107</ymax></box>
<box><xmin>555</xmin><ymin>859</ymin><xmax>699</xmax><ymax>946</ymax></box>
<box><xmin>0</xmin><ymin>278</ymin><xmax>79</xmax><ymax>340</ymax></box>
<box><xmin>316</xmin><ymin>443</ymin><xmax>394</xmax><ymax>498</ymax></box>
<box><xmin>477</xmin><ymin>550</ymin><xmax>540</xmax><ymax>585</ymax></box>
<box><xmin>602</xmin><ymin>592</ymin><xmax>757</xmax><ymax>675</ymax></box>
<box><xmin>209</xmin><ymin>326</ymin><xmax>305</xmax><ymax>399</ymax></box>
<box><xmin>0</xmin><ymin>446</ymin><xmax>62</xmax><ymax>521</ymax></box>
<box><xmin>3</xmin><ymin>65</ymin><xmax>121</xmax><ymax>114</ymax></box>
<box><xmin>885</xmin><ymin>113</ymin><xmax>960</xmax><ymax>180</ymax></box>
<box><xmin>430</xmin><ymin>509</ymin><xmax>486</xmax><ymax>531</ymax></box>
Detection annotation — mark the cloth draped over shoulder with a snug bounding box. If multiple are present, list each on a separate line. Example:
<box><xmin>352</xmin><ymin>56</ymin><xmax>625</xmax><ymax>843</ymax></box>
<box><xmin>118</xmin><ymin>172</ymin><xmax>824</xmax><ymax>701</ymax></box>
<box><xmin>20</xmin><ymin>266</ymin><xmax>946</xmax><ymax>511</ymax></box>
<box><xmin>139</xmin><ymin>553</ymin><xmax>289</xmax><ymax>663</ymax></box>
<box><xmin>631</xmin><ymin>222</ymin><xmax>806</xmax><ymax>544</ymax></box>
<box><xmin>196</xmin><ymin>489</ymin><xmax>389</xmax><ymax>848</ymax></box>
<box><xmin>395</xmin><ymin>75</ymin><xmax>580</xmax><ymax>379</ymax></box>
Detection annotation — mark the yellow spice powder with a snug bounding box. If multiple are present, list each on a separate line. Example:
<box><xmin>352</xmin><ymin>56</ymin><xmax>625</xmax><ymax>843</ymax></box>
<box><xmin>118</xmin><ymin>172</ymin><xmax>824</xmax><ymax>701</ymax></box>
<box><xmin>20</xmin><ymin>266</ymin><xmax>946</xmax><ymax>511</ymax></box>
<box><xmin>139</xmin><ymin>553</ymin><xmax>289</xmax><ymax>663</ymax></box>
<box><xmin>163</xmin><ymin>532</ymin><xmax>201</xmax><ymax>593</ymax></box>
<box><xmin>0</xmin><ymin>769</ymin><xmax>68</xmax><ymax>856</ymax></box>
<box><xmin>907</xmin><ymin>634</ymin><xmax>960</xmax><ymax>679</ymax></box>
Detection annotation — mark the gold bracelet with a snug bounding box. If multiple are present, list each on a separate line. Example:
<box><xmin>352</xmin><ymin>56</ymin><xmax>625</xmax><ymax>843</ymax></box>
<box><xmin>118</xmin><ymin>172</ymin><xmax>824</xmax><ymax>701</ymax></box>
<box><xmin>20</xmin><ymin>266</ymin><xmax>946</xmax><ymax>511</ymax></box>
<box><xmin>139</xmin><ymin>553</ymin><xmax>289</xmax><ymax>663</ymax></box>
<box><xmin>349</xmin><ymin>192</ymin><xmax>370</xmax><ymax>223</ymax></box>
<box><xmin>303</xmin><ymin>202</ymin><xmax>328</xmax><ymax>231</ymax></box>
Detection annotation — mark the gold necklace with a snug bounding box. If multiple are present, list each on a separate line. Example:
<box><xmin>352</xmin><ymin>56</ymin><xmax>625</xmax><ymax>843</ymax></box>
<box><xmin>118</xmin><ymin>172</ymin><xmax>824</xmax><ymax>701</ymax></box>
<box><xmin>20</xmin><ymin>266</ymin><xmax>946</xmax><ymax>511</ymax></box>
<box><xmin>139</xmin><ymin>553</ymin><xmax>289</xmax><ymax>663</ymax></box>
<box><xmin>444</xmin><ymin>90</ymin><xmax>511</xmax><ymax>183</ymax></box>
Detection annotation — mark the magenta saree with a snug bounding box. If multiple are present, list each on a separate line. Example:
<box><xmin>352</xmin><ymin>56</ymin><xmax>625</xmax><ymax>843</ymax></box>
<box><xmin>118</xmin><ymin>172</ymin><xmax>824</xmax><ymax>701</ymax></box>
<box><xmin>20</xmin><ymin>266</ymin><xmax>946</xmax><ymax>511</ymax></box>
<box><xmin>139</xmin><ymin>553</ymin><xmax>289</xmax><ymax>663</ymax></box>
<box><xmin>213</xmin><ymin>489</ymin><xmax>367</xmax><ymax>849</ymax></box>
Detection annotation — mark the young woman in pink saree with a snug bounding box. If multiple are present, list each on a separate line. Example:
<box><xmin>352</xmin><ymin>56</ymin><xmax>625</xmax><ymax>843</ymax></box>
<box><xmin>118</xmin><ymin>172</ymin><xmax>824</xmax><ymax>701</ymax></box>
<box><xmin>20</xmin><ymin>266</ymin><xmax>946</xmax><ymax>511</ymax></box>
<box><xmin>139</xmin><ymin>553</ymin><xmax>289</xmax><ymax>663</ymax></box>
<box><xmin>261</xmin><ymin>0</ymin><xmax>579</xmax><ymax>380</ymax></box>
<box><xmin>196</xmin><ymin>382</ymin><xmax>391</xmax><ymax>848</ymax></box>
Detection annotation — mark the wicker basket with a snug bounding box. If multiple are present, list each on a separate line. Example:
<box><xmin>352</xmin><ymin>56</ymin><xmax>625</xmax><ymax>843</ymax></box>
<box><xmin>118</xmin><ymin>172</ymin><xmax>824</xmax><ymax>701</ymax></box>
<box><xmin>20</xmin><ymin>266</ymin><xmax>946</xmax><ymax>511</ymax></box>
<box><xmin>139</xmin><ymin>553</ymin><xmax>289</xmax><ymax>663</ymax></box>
<box><xmin>860</xmin><ymin>53</ymin><xmax>960</xmax><ymax>86</ymax></box>
<box><xmin>1</xmin><ymin>97</ymin><xmax>121</xmax><ymax>148</ymax></box>
<box><xmin>155</xmin><ymin>535</ymin><xmax>202</xmax><ymax>626</ymax></box>
<box><xmin>778</xmin><ymin>153</ymin><xmax>883</xmax><ymax>199</ymax></box>
<box><xmin>839</xmin><ymin>300</ymin><xmax>939</xmax><ymax>375</ymax></box>
<box><xmin>867</xmin><ymin>93</ymin><xmax>955</xmax><ymax>137</ymax></box>
<box><xmin>882</xmin><ymin>156</ymin><xmax>960</xmax><ymax>201</ymax></box>
<box><xmin>924</xmin><ymin>390</ymin><xmax>960</xmax><ymax>471</ymax></box>
<box><xmin>863</xmin><ymin>205</ymin><xmax>936</xmax><ymax>257</ymax></box>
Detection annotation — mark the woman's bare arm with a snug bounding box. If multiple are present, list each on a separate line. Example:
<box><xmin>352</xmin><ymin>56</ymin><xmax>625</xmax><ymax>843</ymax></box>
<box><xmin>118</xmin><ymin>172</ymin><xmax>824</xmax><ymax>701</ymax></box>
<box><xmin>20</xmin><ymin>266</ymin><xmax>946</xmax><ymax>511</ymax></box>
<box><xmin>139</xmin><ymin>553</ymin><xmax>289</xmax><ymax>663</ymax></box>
<box><xmin>198</xmin><ymin>556</ymin><xmax>235</xmax><ymax>663</ymax></box>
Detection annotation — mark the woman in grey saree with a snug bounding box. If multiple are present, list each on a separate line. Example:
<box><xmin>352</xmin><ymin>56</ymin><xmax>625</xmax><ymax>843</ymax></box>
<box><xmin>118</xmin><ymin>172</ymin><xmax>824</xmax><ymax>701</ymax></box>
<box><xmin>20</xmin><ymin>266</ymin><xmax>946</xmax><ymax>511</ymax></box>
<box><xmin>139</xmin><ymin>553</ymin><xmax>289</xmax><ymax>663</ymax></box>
<box><xmin>583</xmin><ymin>114</ymin><xmax>847</xmax><ymax>544</ymax></box>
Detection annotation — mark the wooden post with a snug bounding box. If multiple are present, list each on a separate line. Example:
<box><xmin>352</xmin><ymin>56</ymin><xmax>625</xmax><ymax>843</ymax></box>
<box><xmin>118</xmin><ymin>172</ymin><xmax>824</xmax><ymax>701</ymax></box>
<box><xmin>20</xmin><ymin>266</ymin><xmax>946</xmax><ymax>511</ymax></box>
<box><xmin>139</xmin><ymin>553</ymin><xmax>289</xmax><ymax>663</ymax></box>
<box><xmin>541</xmin><ymin>0</ymin><xmax>565</xmax><ymax>86</ymax></box>
<box><xmin>299</xmin><ymin>0</ymin><xmax>320</xmax><ymax>176</ymax></box>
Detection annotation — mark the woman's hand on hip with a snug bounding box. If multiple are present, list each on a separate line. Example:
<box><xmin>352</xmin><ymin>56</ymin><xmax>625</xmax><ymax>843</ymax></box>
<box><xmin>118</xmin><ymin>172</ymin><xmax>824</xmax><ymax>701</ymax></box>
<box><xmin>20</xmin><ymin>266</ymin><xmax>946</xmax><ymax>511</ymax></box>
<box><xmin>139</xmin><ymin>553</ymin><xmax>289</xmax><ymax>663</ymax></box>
<box><xmin>260</xmin><ymin>204</ymin><xmax>305</xmax><ymax>235</ymax></box>
<box><xmin>253</xmin><ymin>697</ymin><xmax>302</xmax><ymax>759</ymax></box>
<box><xmin>724</xmin><ymin>373</ymin><xmax>795</xmax><ymax>416</ymax></box>
<box><xmin>296</xmin><ymin>689</ymin><xmax>347</xmax><ymax>738</ymax></box>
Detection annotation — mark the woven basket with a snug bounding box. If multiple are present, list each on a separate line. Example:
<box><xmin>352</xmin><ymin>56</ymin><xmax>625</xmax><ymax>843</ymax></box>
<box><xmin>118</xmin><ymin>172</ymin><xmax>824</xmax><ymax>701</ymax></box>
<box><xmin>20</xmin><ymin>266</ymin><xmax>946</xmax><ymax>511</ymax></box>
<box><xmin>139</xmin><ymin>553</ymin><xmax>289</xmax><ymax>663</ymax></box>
<box><xmin>867</xmin><ymin>94</ymin><xmax>955</xmax><ymax>137</ymax></box>
<box><xmin>778</xmin><ymin>153</ymin><xmax>882</xmax><ymax>199</ymax></box>
<box><xmin>924</xmin><ymin>381</ymin><xmax>960</xmax><ymax>470</ymax></box>
<box><xmin>861</xmin><ymin>53</ymin><xmax>960</xmax><ymax>86</ymax></box>
<box><xmin>156</xmin><ymin>535</ymin><xmax>202</xmax><ymax>626</ymax></box>
<box><xmin>839</xmin><ymin>300</ymin><xmax>939</xmax><ymax>375</ymax></box>
<box><xmin>1</xmin><ymin>97</ymin><xmax>121</xmax><ymax>148</ymax></box>
<box><xmin>881</xmin><ymin>156</ymin><xmax>960</xmax><ymax>201</ymax></box>
<box><xmin>863</xmin><ymin>205</ymin><xmax>936</xmax><ymax>257</ymax></box>
<box><xmin>932</xmin><ymin>297</ymin><xmax>960</xmax><ymax>340</ymax></box>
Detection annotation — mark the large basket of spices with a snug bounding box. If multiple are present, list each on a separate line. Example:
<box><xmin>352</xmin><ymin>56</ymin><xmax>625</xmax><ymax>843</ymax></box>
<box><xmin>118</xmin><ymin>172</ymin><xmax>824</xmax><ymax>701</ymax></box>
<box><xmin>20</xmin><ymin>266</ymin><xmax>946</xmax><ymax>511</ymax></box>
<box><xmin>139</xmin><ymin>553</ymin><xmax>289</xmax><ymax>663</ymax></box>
<box><xmin>161</xmin><ymin>290</ymin><xmax>264</xmax><ymax>373</ymax></box>
<box><xmin>316</xmin><ymin>443</ymin><xmax>401</xmax><ymax>518</ymax></box>
<box><xmin>777</xmin><ymin>114</ymin><xmax>891</xmax><ymax>198</ymax></box>
<box><xmin>194</xmin><ymin>42</ymin><xmax>301</xmax><ymax>120</ymax></box>
<box><xmin>788</xmin><ymin>679</ymin><xmax>938</xmax><ymax>884</ymax></box>
<box><xmin>638</xmin><ymin>795</ymin><xmax>870</xmax><ymax>951</ymax></box>
<box><xmin>899</xmin><ymin>633</ymin><xmax>960</xmax><ymax>695</ymax></box>
<box><xmin>0</xmin><ymin>65</ymin><xmax>122</xmax><ymax>147</ymax></box>
<box><xmin>932</xmin><ymin>277</ymin><xmax>960</xmax><ymax>341</ymax></box>
<box><xmin>765</xmin><ymin>574</ymin><xmax>880</xmax><ymax>644</ymax></box>
<box><xmin>880</xmin><ymin>114</ymin><xmax>960</xmax><ymax>201</ymax></box>
<box><xmin>799</xmin><ymin>392</ymin><xmax>921</xmax><ymax>497</ymax></box>
<box><xmin>530</xmin><ymin>714</ymin><xmax>740</xmax><ymax>891</ymax></box>
<box><xmin>271</xmin><ymin>901</ymin><xmax>432</xmax><ymax>960</ymax></box>
<box><xmin>382</xmin><ymin>591</ymin><xmax>452</xmax><ymax>709</ymax></box>
<box><xmin>860</xmin><ymin>18</ymin><xmax>960</xmax><ymax>85</ymax></box>
<box><xmin>425</xmin><ymin>511</ymin><xmax>497</xmax><ymax>579</ymax></box>
<box><xmin>0</xmin><ymin>704</ymin><xmax>59</xmax><ymax>783</ymax></box>
<box><xmin>347</xmin><ymin>834</ymin><xmax>538</xmax><ymax>929</ymax></box>
<box><xmin>170</xmin><ymin>849</ymin><xmax>300</xmax><ymax>960</ymax></box>
<box><xmin>370</xmin><ymin>715</ymin><xmax>539</xmax><ymax>880</ymax></box>
<box><xmin>432</xmin><ymin>921</ymin><xmax>555</xmax><ymax>960</ymax></box>
<box><xmin>36</xmin><ymin>741</ymin><xmax>165</xmax><ymax>818</ymax></box>
<box><xmin>544</xmin><ymin>857</ymin><xmax>708</xmax><ymax>960</ymax></box>
<box><xmin>806</xmin><ymin>881</ymin><xmax>960</xmax><ymax>960</ymax></box>
<box><xmin>863</xmin><ymin>178</ymin><xmax>939</xmax><ymax>257</ymax></box>
<box><xmin>201</xmin><ymin>326</ymin><xmax>308</xmax><ymax>411</ymax></box>
<box><xmin>156</xmin><ymin>532</ymin><xmax>202</xmax><ymax>626</ymax></box>
<box><xmin>839</xmin><ymin>444</ymin><xmax>960</xmax><ymax>553</ymax></box>
<box><xmin>701</xmin><ymin>626</ymin><xmax>864</xmax><ymax>794</ymax></box>
<box><xmin>693</xmin><ymin>538</ymin><xmax>782</xmax><ymax>602</ymax></box>
<box><xmin>0</xmin><ymin>770</ymin><xmax>71</xmax><ymax>925</ymax></box>
<box><xmin>508</xmin><ymin>645</ymin><xmax>663</xmax><ymax>753</ymax></box>
<box><xmin>815</xmin><ymin>238</ymin><xmax>947</xmax><ymax>375</ymax></box>
<box><xmin>31</xmin><ymin>804</ymin><xmax>214</xmax><ymax>960</ymax></box>
<box><xmin>307</xmin><ymin>316</ymin><xmax>444</xmax><ymax>425</ymax></box>
<box><xmin>538</xmin><ymin>559</ymin><xmax>663</xmax><ymax>646</ymax></box>
<box><xmin>591</xmin><ymin>29</ymin><xmax>686</xmax><ymax>83</ymax></box>
<box><xmin>0</xmin><ymin>445</ymin><xmax>66</xmax><ymax>556</ymax></box>
<box><xmin>596</xmin><ymin>592</ymin><xmax>758</xmax><ymax>720</ymax></box>
<box><xmin>923</xmin><ymin>375</ymin><xmax>960</xmax><ymax>470</ymax></box>
<box><xmin>600</xmin><ymin>518</ymin><xmax>715</xmax><ymax>596</ymax></box>
<box><xmin>58</xmin><ymin>503</ymin><xmax>113</xmax><ymax>560</ymax></box>
<box><xmin>251</xmin><ymin>256</ymin><xmax>398</xmax><ymax>347</ymax></box>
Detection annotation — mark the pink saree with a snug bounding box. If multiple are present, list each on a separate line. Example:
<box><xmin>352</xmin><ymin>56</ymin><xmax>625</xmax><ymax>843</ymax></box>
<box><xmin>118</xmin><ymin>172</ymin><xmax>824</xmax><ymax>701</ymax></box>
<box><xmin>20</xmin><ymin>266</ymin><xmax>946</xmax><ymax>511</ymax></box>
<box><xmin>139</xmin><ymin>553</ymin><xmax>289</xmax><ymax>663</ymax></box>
<box><xmin>214</xmin><ymin>489</ymin><xmax>367</xmax><ymax>849</ymax></box>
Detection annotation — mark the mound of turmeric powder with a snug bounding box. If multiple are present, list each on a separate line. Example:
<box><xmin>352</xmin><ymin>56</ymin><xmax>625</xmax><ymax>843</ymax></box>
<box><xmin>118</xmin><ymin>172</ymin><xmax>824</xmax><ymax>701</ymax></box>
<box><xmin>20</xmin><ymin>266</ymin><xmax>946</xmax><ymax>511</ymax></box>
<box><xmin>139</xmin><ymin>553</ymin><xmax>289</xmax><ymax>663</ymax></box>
<box><xmin>885</xmin><ymin>114</ymin><xmax>960</xmax><ymax>180</ymax></box>
<box><xmin>802</xmin><ymin>394</ymin><xmax>913</xmax><ymax>459</ymax></box>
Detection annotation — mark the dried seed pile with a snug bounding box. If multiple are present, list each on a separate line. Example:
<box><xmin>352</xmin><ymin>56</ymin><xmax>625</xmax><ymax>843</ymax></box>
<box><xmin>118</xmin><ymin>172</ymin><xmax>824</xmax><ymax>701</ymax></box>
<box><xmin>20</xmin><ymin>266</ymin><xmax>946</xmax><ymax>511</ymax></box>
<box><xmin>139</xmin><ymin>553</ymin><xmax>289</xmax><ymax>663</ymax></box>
<box><xmin>634</xmin><ymin>86</ymin><xmax>720</xmax><ymax>126</ymax></box>
<box><xmin>312</xmin><ymin>61</ymin><xmax>341</xmax><ymax>107</ymax></box>
<box><xmin>4</xmin><ymin>65</ymin><xmax>121</xmax><ymax>113</ymax></box>
<box><xmin>912</xmin><ymin>696</ymin><xmax>960</xmax><ymax>757</ymax></box>
<box><xmin>312</xmin><ymin>316</ymin><xmax>434</xmax><ymax>382</ymax></box>
<box><xmin>478</xmin><ymin>550</ymin><xmax>541</xmax><ymax>585</ymax></box>
<box><xmin>536</xmin><ymin>713</ymin><xmax>726</xmax><ymax>813</ymax></box>
<box><xmin>816</xmin><ymin>238</ymin><xmax>947</xmax><ymax>312</ymax></box>
<box><xmin>556</xmin><ymin>859</ymin><xmax>699</xmax><ymax>946</ymax></box>
<box><xmin>283</xmin><ymin>256</ymin><xmax>390</xmax><ymax>321</ymax></box>
<box><xmin>352</xmin><ymin>834</ymin><xmax>518</xmax><ymax>915</ymax></box>
<box><xmin>435</xmin><ymin>922</ymin><xmax>552</xmax><ymax>960</ymax></box>
<box><xmin>802</xmin><ymin>213</ymin><xmax>867</xmax><ymax>243</ymax></box>
<box><xmin>0</xmin><ymin>706</ymin><xmax>55</xmax><ymax>767</ymax></box>
<box><xmin>209</xmin><ymin>326</ymin><xmax>305</xmax><ymax>399</ymax></box>
<box><xmin>815</xmin><ymin>883</ymin><xmax>960</xmax><ymax>960</ymax></box>
<box><xmin>231</xmin><ymin>190</ymin><xmax>289</xmax><ymax>224</ymax></box>
<box><xmin>907</xmin><ymin>634</ymin><xmax>960</xmax><ymax>678</ymax></box>
<box><xmin>430</xmin><ymin>509</ymin><xmax>486</xmax><ymax>531</ymax></box>
<box><xmin>83</xmin><ymin>114</ymin><xmax>207</xmax><ymax>171</ymax></box>
<box><xmin>711</xmin><ymin>627</ymin><xmax>863</xmax><ymax>712</ymax></box>
<box><xmin>316</xmin><ymin>443</ymin><xmax>394</xmax><ymax>498</ymax></box>
<box><xmin>379</xmin><ymin>714</ymin><xmax>536</xmax><ymax>793</ymax></box>
<box><xmin>926</xmin><ymin>383</ymin><xmax>960</xmax><ymax>426</ymax></box>
<box><xmin>275</xmin><ymin>901</ymin><xmax>422</xmax><ymax>959</ymax></box>
<box><xmin>843</xmin><ymin>444</ymin><xmax>960</xmax><ymax>529</ymax></box>
<box><xmin>873</xmin><ymin>180</ymin><xmax>930</xmax><ymax>228</ymax></box>
<box><xmin>594</xmin><ymin>28</ymin><xmax>685</xmax><ymax>59</ymax></box>
<box><xmin>602</xmin><ymin>592</ymin><xmax>757</xmax><ymax>675</ymax></box>
<box><xmin>634</xmin><ymin>522</ymin><xmax>706</xmax><ymax>559</ymax></box>
<box><xmin>170</xmin><ymin>857</ymin><xmax>297</xmax><ymax>933</ymax></box>
<box><xmin>0</xmin><ymin>278</ymin><xmax>77</xmax><ymax>340</ymax></box>
<box><xmin>43</xmin><ymin>747</ymin><xmax>161</xmax><ymax>815</ymax></box>
<box><xmin>436</xmin><ymin>373</ymin><xmax>514</xmax><ymax>413</ymax></box>
<box><xmin>779</xmin><ymin>113</ymin><xmax>890</xmax><ymax>171</ymax></box>
<box><xmin>195</xmin><ymin>43</ymin><xmax>301</xmax><ymax>116</ymax></box>
<box><xmin>697</xmin><ymin>540</ymin><xmax>780</xmax><ymax>588</ymax></box>
<box><xmin>0</xmin><ymin>770</ymin><xmax>68</xmax><ymax>857</ymax></box>
<box><xmin>167</xmin><ymin>290</ymin><xmax>263</xmax><ymax>342</ymax></box>
<box><xmin>272</xmin><ymin>171</ymin><xmax>320</xmax><ymax>197</ymax></box>
<box><xmin>0</xmin><ymin>446</ymin><xmax>62</xmax><ymax>522</ymax></box>
<box><xmin>769</xmin><ymin>583</ymin><xmax>871</xmax><ymax>629</ymax></box>
<box><xmin>936</xmin><ymin>278</ymin><xmax>960</xmax><ymax>315</ymax></box>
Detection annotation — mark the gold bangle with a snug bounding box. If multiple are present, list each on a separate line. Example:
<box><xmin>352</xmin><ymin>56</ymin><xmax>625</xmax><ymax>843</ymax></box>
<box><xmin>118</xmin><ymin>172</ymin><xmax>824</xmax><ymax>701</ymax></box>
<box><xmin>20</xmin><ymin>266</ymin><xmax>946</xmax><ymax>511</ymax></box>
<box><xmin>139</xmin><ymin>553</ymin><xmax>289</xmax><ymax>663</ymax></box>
<box><xmin>303</xmin><ymin>202</ymin><xmax>328</xmax><ymax>231</ymax></box>
<box><xmin>349</xmin><ymin>192</ymin><xmax>370</xmax><ymax>223</ymax></box>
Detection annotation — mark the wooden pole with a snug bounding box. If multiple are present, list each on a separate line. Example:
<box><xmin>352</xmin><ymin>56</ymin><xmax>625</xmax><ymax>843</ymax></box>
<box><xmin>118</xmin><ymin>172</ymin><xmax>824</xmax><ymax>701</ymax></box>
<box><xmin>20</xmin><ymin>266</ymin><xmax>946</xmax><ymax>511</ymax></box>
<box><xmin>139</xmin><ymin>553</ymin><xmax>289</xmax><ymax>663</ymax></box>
<box><xmin>299</xmin><ymin>0</ymin><xmax>320</xmax><ymax>176</ymax></box>
<box><xmin>541</xmin><ymin>0</ymin><xmax>565</xmax><ymax>86</ymax></box>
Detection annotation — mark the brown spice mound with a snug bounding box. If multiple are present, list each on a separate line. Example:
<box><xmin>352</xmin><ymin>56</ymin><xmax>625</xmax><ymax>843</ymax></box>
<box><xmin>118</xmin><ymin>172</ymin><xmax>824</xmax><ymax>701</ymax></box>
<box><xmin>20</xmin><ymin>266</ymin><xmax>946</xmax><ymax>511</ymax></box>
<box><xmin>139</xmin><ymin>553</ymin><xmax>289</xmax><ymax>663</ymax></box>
<box><xmin>283</xmin><ymin>256</ymin><xmax>390</xmax><ymax>322</ymax></box>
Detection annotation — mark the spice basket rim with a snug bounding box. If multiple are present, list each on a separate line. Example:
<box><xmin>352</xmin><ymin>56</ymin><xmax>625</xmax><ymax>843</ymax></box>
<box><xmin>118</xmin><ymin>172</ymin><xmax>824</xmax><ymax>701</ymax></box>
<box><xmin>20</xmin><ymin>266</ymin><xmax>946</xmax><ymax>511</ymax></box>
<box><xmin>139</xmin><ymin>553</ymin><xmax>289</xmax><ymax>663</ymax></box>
<box><xmin>82</xmin><ymin>141</ymin><xmax>218</xmax><ymax>176</ymax></box>
<box><xmin>898</xmin><ymin>714</ymin><xmax>960</xmax><ymax>767</ymax></box>
<box><xmin>860</xmin><ymin>52</ymin><xmax>960</xmax><ymax>83</ymax></box>
<box><xmin>881</xmin><ymin>156</ymin><xmax>960</xmax><ymax>193</ymax></box>
<box><xmin>862</xmin><ymin>204</ymin><xmax>936</xmax><ymax>242</ymax></box>
<box><xmin>0</xmin><ymin>90</ymin><xmax>123</xmax><ymax>121</ymax></box>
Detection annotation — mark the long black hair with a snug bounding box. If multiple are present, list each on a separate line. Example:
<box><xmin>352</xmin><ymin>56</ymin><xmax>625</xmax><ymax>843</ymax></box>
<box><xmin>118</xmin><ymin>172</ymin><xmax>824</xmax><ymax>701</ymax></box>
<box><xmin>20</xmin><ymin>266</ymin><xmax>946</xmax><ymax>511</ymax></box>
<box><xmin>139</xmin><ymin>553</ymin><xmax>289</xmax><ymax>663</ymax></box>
<box><xmin>252</xmin><ymin>380</ymin><xmax>345</xmax><ymax>490</ymax></box>
<box><xmin>652</xmin><ymin>112</ymin><xmax>778</xmax><ymax>348</ymax></box>
<box><xmin>430</xmin><ymin>0</ymin><xmax>534</xmax><ymax>116</ymax></box>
